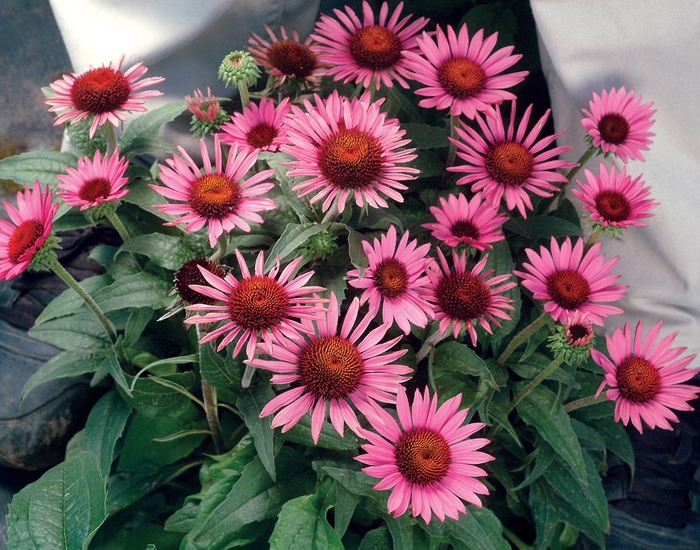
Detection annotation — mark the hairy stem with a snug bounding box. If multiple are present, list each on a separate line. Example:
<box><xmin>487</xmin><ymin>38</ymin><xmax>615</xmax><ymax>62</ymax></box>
<box><xmin>416</xmin><ymin>329</ymin><xmax>447</xmax><ymax>363</ymax></box>
<box><xmin>105</xmin><ymin>210</ymin><xmax>131</xmax><ymax>242</ymax></box>
<box><xmin>563</xmin><ymin>392</ymin><xmax>608</xmax><ymax>413</ymax></box>
<box><xmin>497</xmin><ymin>312</ymin><xmax>549</xmax><ymax>365</ymax></box>
<box><xmin>504</xmin><ymin>354</ymin><xmax>565</xmax><ymax>415</ymax></box>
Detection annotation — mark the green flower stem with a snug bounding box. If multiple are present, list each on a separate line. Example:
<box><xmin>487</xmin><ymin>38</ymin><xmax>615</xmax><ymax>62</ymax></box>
<box><xmin>241</xmin><ymin>363</ymin><xmax>256</xmax><ymax>389</ymax></box>
<box><xmin>238</xmin><ymin>81</ymin><xmax>250</xmax><ymax>108</ymax></box>
<box><xmin>563</xmin><ymin>391</ymin><xmax>608</xmax><ymax>413</ymax></box>
<box><xmin>416</xmin><ymin>328</ymin><xmax>447</xmax><ymax>363</ymax></box>
<box><xmin>562</xmin><ymin>147</ymin><xmax>596</xmax><ymax>189</ymax></box>
<box><xmin>105</xmin><ymin>210</ymin><xmax>131</xmax><ymax>242</ymax></box>
<box><xmin>209</xmin><ymin>232</ymin><xmax>229</xmax><ymax>262</ymax></box>
<box><xmin>104</xmin><ymin>124</ymin><xmax>118</xmax><ymax>154</ymax></box>
<box><xmin>584</xmin><ymin>227</ymin><xmax>603</xmax><ymax>250</ymax></box>
<box><xmin>497</xmin><ymin>312</ymin><xmax>549</xmax><ymax>365</ymax></box>
<box><xmin>445</xmin><ymin>114</ymin><xmax>460</xmax><ymax>169</ymax></box>
<box><xmin>503</xmin><ymin>354</ymin><xmax>565</xmax><ymax>416</ymax></box>
<box><xmin>50</xmin><ymin>258</ymin><xmax>117</xmax><ymax>343</ymax></box>
<box><xmin>321</xmin><ymin>196</ymin><xmax>340</xmax><ymax>224</ymax></box>
<box><xmin>196</xmin><ymin>327</ymin><xmax>226</xmax><ymax>453</ymax></box>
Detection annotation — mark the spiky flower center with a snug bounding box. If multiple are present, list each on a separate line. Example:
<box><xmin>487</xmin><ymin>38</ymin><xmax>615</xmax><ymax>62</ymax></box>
<box><xmin>617</xmin><ymin>356</ymin><xmax>661</xmax><ymax>403</ymax></box>
<box><xmin>598</xmin><ymin>113</ymin><xmax>630</xmax><ymax>145</ymax></box>
<box><xmin>395</xmin><ymin>428</ymin><xmax>451</xmax><ymax>486</ymax></box>
<box><xmin>246</xmin><ymin>123</ymin><xmax>278</xmax><ymax>149</ymax></box>
<box><xmin>8</xmin><ymin>220</ymin><xmax>44</xmax><ymax>264</ymax></box>
<box><xmin>348</xmin><ymin>25</ymin><xmax>402</xmax><ymax>70</ymax></box>
<box><xmin>79</xmin><ymin>177</ymin><xmax>112</xmax><ymax>203</ymax></box>
<box><xmin>566</xmin><ymin>322</ymin><xmax>594</xmax><ymax>347</ymax></box>
<box><xmin>228</xmin><ymin>275</ymin><xmax>290</xmax><ymax>331</ymax></box>
<box><xmin>452</xmin><ymin>219</ymin><xmax>480</xmax><ymax>240</ymax></box>
<box><xmin>189</xmin><ymin>174</ymin><xmax>241</xmax><ymax>219</ymax></box>
<box><xmin>546</xmin><ymin>270</ymin><xmax>590</xmax><ymax>311</ymax></box>
<box><xmin>437</xmin><ymin>271</ymin><xmax>491</xmax><ymax>322</ymax></box>
<box><xmin>174</xmin><ymin>258</ymin><xmax>225</xmax><ymax>304</ymax></box>
<box><xmin>319</xmin><ymin>129</ymin><xmax>383</xmax><ymax>189</ymax></box>
<box><xmin>373</xmin><ymin>258</ymin><xmax>409</xmax><ymax>299</ymax></box>
<box><xmin>594</xmin><ymin>190</ymin><xmax>631</xmax><ymax>223</ymax></box>
<box><xmin>486</xmin><ymin>141</ymin><xmax>534</xmax><ymax>187</ymax></box>
<box><xmin>298</xmin><ymin>335</ymin><xmax>364</xmax><ymax>400</ymax></box>
<box><xmin>70</xmin><ymin>67</ymin><xmax>131</xmax><ymax>114</ymax></box>
<box><xmin>437</xmin><ymin>57</ymin><xmax>486</xmax><ymax>100</ymax></box>
<box><xmin>266</xmin><ymin>40</ymin><xmax>317</xmax><ymax>78</ymax></box>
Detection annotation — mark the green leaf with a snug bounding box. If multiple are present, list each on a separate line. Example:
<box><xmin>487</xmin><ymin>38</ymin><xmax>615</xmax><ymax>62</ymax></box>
<box><xmin>433</xmin><ymin>341</ymin><xmax>499</xmax><ymax>389</ymax></box>
<box><xmin>237</xmin><ymin>384</ymin><xmax>276</xmax><ymax>482</ymax></box>
<box><xmin>106</xmin><ymin>463</ymin><xmax>186</xmax><ymax>515</ymax></box>
<box><xmin>164</xmin><ymin>501</ymin><xmax>199</xmax><ymax>534</ymax></box>
<box><xmin>6</xmin><ymin>452</ymin><xmax>107</xmax><ymax>550</ymax></box>
<box><xmin>269</xmin><ymin>479</ymin><xmax>343</xmax><ymax>550</ymax></box>
<box><xmin>265</xmin><ymin>222</ymin><xmax>331</xmax><ymax>270</ymax></box>
<box><xmin>279</xmin><ymin>414</ymin><xmax>360</xmax><ymax>450</ymax></box>
<box><xmin>522</xmin><ymin>215</ymin><xmax>583</xmax><ymax>239</ymax></box>
<box><xmin>345</xmin><ymin>224</ymin><xmax>369</xmax><ymax>271</ymax></box>
<box><xmin>199</xmin><ymin>342</ymin><xmax>241</xmax><ymax>389</ymax></box>
<box><xmin>116</xmin><ymin>234</ymin><xmax>193</xmax><ymax>271</ymax></box>
<box><xmin>401</xmin><ymin>123</ymin><xmax>450</xmax><ymax>149</ymax></box>
<box><xmin>358</xmin><ymin>526</ymin><xmax>392</xmax><ymax>550</ymax></box>
<box><xmin>119</xmin><ymin>137</ymin><xmax>178</xmax><ymax>159</ymax></box>
<box><xmin>122</xmin><ymin>180</ymin><xmax>175</xmax><ymax>220</ymax></box>
<box><xmin>124</xmin><ymin>306</ymin><xmax>154</xmax><ymax>348</ymax></box>
<box><xmin>322</xmin><ymin>467</ymin><xmax>375</xmax><ymax>499</ymax></box>
<box><xmin>92</xmin><ymin>272</ymin><xmax>172</xmax><ymax>313</ymax></box>
<box><xmin>0</xmin><ymin>150</ymin><xmax>78</xmax><ymax>186</ymax></box>
<box><xmin>409</xmin><ymin>150</ymin><xmax>444</xmax><ymax>178</ymax></box>
<box><xmin>333</xmin><ymin>481</ymin><xmax>359</xmax><ymax>538</ymax></box>
<box><xmin>101</xmin><ymin>348</ymin><xmax>132</xmax><ymax>397</ymax></box>
<box><xmin>123</xmin><ymin>371</ymin><xmax>200</xmax><ymax>417</ymax></box>
<box><xmin>118</xmin><ymin>100</ymin><xmax>187</xmax><ymax>155</ymax></box>
<box><xmin>589</xmin><ymin>415</ymin><xmax>635</xmax><ymax>471</ymax></box>
<box><xmin>29</xmin><ymin>311</ymin><xmax>111</xmax><ymax>350</ymax></box>
<box><xmin>83</xmin><ymin>390</ymin><xmax>132</xmax><ymax>476</ymax></box>
<box><xmin>482</xmin><ymin>242</ymin><xmax>521</xmax><ymax>351</ymax></box>
<box><xmin>35</xmin><ymin>274</ymin><xmax>112</xmax><ymax>325</ymax></box>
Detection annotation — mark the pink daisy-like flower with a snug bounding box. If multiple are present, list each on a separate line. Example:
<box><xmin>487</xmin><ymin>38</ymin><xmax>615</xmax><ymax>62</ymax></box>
<box><xmin>311</xmin><ymin>0</ymin><xmax>428</xmax><ymax>90</ymax></box>
<box><xmin>357</xmin><ymin>386</ymin><xmax>493</xmax><ymax>523</ymax></box>
<box><xmin>184</xmin><ymin>249</ymin><xmax>326</xmax><ymax>360</ymax></box>
<box><xmin>347</xmin><ymin>225</ymin><xmax>434</xmax><ymax>334</ymax></box>
<box><xmin>282</xmin><ymin>90</ymin><xmax>419</xmax><ymax>213</ymax></box>
<box><xmin>448</xmin><ymin>101</ymin><xmax>575</xmax><ymax>218</ymax></box>
<box><xmin>403</xmin><ymin>24</ymin><xmax>528</xmax><ymax>119</ymax></box>
<box><xmin>593</xmin><ymin>320</ymin><xmax>699</xmax><ymax>433</ymax></box>
<box><xmin>581</xmin><ymin>87</ymin><xmax>655</xmax><ymax>163</ymax></box>
<box><xmin>248</xmin><ymin>24</ymin><xmax>325</xmax><ymax>88</ymax></box>
<box><xmin>56</xmin><ymin>148</ymin><xmax>129</xmax><ymax>210</ymax></box>
<box><xmin>45</xmin><ymin>54</ymin><xmax>164</xmax><ymax>138</ymax></box>
<box><xmin>152</xmin><ymin>135</ymin><xmax>276</xmax><ymax>248</ymax></box>
<box><xmin>249</xmin><ymin>292</ymin><xmax>411</xmax><ymax>443</ymax></box>
<box><xmin>0</xmin><ymin>182</ymin><xmax>59</xmax><ymax>280</ymax></box>
<box><xmin>515</xmin><ymin>236</ymin><xmax>627</xmax><ymax>325</ymax></box>
<box><xmin>571</xmin><ymin>163</ymin><xmax>658</xmax><ymax>231</ymax></box>
<box><xmin>426</xmin><ymin>248</ymin><xmax>516</xmax><ymax>346</ymax></box>
<box><xmin>218</xmin><ymin>96</ymin><xmax>291</xmax><ymax>153</ymax></box>
<box><xmin>422</xmin><ymin>192</ymin><xmax>508</xmax><ymax>250</ymax></box>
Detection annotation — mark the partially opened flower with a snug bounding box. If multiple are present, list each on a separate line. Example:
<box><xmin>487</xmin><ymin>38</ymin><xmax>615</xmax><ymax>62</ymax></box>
<box><xmin>218</xmin><ymin>96</ymin><xmax>291</xmax><ymax>153</ymax></box>
<box><xmin>571</xmin><ymin>163</ymin><xmax>658</xmax><ymax>234</ymax></box>
<box><xmin>581</xmin><ymin>87</ymin><xmax>655</xmax><ymax>163</ymax></box>
<box><xmin>249</xmin><ymin>293</ymin><xmax>411</xmax><ymax>443</ymax></box>
<box><xmin>45</xmin><ymin>54</ymin><xmax>164</xmax><ymax>138</ymax></box>
<box><xmin>282</xmin><ymin>90</ymin><xmax>418</xmax><ymax>212</ymax></box>
<box><xmin>347</xmin><ymin>225</ymin><xmax>434</xmax><ymax>334</ymax></box>
<box><xmin>152</xmin><ymin>136</ymin><xmax>276</xmax><ymax>248</ymax></box>
<box><xmin>593</xmin><ymin>320</ymin><xmax>699</xmax><ymax>432</ymax></box>
<box><xmin>426</xmin><ymin>248</ymin><xmax>516</xmax><ymax>345</ymax></box>
<box><xmin>0</xmin><ymin>182</ymin><xmax>59</xmax><ymax>280</ymax></box>
<box><xmin>56</xmin><ymin>148</ymin><xmax>129</xmax><ymax>210</ymax></box>
<box><xmin>357</xmin><ymin>386</ymin><xmax>493</xmax><ymax>523</ymax></box>
<box><xmin>548</xmin><ymin>310</ymin><xmax>595</xmax><ymax>365</ymax></box>
<box><xmin>422</xmin><ymin>192</ymin><xmax>508</xmax><ymax>250</ymax></box>
<box><xmin>403</xmin><ymin>24</ymin><xmax>527</xmax><ymax>118</ymax></box>
<box><xmin>185</xmin><ymin>250</ymin><xmax>326</xmax><ymax>360</ymax></box>
<box><xmin>448</xmin><ymin>101</ymin><xmax>575</xmax><ymax>218</ymax></box>
<box><xmin>312</xmin><ymin>0</ymin><xmax>428</xmax><ymax>90</ymax></box>
<box><xmin>515</xmin><ymin>236</ymin><xmax>627</xmax><ymax>325</ymax></box>
<box><xmin>185</xmin><ymin>87</ymin><xmax>229</xmax><ymax>136</ymax></box>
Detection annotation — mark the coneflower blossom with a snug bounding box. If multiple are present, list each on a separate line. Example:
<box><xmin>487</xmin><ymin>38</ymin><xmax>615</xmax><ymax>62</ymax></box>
<box><xmin>312</xmin><ymin>0</ymin><xmax>428</xmax><ymax>90</ymax></box>
<box><xmin>403</xmin><ymin>24</ymin><xmax>527</xmax><ymax>119</ymax></box>
<box><xmin>185</xmin><ymin>87</ymin><xmax>229</xmax><ymax>136</ymax></box>
<box><xmin>593</xmin><ymin>321</ymin><xmax>700</xmax><ymax>433</ymax></box>
<box><xmin>449</xmin><ymin>101</ymin><xmax>575</xmax><ymax>218</ymax></box>
<box><xmin>249</xmin><ymin>293</ymin><xmax>411</xmax><ymax>443</ymax></box>
<box><xmin>515</xmin><ymin>236</ymin><xmax>627</xmax><ymax>325</ymax></box>
<box><xmin>218</xmin><ymin>96</ymin><xmax>291</xmax><ymax>153</ymax></box>
<box><xmin>0</xmin><ymin>182</ymin><xmax>58</xmax><ymax>280</ymax></box>
<box><xmin>347</xmin><ymin>225</ymin><xmax>434</xmax><ymax>334</ymax></box>
<box><xmin>357</xmin><ymin>386</ymin><xmax>493</xmax><ymax>523</ymax></box>
<box><xmin>548</xmin><ymin>310</ymin><xmax>595</xmax><ymax>366</ymax></box>
<box><xmin>184</xmin><ymin>250</ymin><xmax>326</xmax><ymax>360</ymax></box>
<box><xmin>422</xmin><ymin>192</ymin><xmax>508</xmax><ymax>250</ymax></box>
<box><xmin>581</xmin><ymin>87</ymin><xmax>655</xmax><ymax>163</ymax></box>
<box><xmin>173</xmin><ymin>258</ymin><xmax>226</xmax><ymax>305</ymax></box>
<box><xmin>282</xmin><ymin>90</ymin><xmax>418</xmax><ymax>213</ymax></box>
<box><xmin>45</xmin><ymin>54</ymin><xmax>164</xmax><ymax>138</ymax></box>
<box><xmin>426</xmin><ymin>248</ymin><xmax>516</xmax><ymax>346</ymax></box>
<box><xmin>152</xmin><ymin>136</ymin><xmax>276</xmax><ymax>248</ymax></box>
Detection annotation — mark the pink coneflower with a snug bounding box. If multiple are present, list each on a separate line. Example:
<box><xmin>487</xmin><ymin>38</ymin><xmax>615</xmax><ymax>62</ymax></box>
<box><xmin>515</xmin><ymin>236</ymin><xmax>627</xmax><ymax>325</ymax></box>
<box><xmin>593</xmin><ymin>320</ymin><xmax>699</xmax><ymax>433</ymax></box>
<box><xmin>403</xmin><ymin>24</ymin><xmax>527</xmax><ymax>119</ymax></box>
<box><xmin>173</xmin><ymin>258</ymin><xmax>226</xmax><ymax>305</ymax></box>
<box><xmin>357</xmin><ymin>386</ymin><xmax>493</xmax><ymax>523</ymax></box>
<box><xmin>184</xmin><ymin>250</ymin><xmax>326</xmax><ymax>360</ymax></box>
<box><xmin>581</xmin><ymin>87</ymin><xmax>655</xmax><ymax>163</ymax></box>
<box><xmin>185</xmin><ymin>87</ymin><xmax>222</xmax><ymax>123</ymax></box>
<box><xmin>152</xmin><ymin>135</ymin><xmax>276</xmax><ymax>248</ymax></box>
<box><xmin>426</xmin><ymin>248</ymin><xmax>516</xmax><ymax>346</ymax></box>
<box><xmin>249</xmin><ymin>292</ymin><xmax>411</xmax><ymax>443</ymax></box>
<box><xmin>282</xmin><ymin>90</ymin><xmax>418</xmax><ymax>212</ymax></box>
<box><xmin>347</xmin><ymin>225</ymin><xmax>434</xmax><ymax>334</ymax></box>
<box><xmin>422</xmin><ymin>192</ymin><xmax>508</xmax><ymax>250</ymax></box>
<box><xmin>448</xmin><ymin>101</ymin><xmax>575</xmax><ymax>218</ymax></box>
<box><xmin>56</xmin><ymin>148</ymin><xmax>129</xmax><ymax>210</ymax></box>
<box><xmin>218</xmin><ymin>96</ymin><xmax>291</xmax><ymax>153</ymax></box>
<box><xmin>571</xmin><ymin>163</ymin><xmax>658</xmax><ymax>232</ymax></box>
<box><xmin>311</xmin><ymin>0</ymin><xmax>428</xmax><ymax>90</ymax></box>
<box><xmin>548</xmin><ymin>310</ymin><xmax>595</xmax><ymax>365</ymax></box>
<box><xmin>0</xmin><ymin>182</ymin><xmax>59</xmax><ymax>280</ymax></box>
<box><xmin>45</xmin><ymin>54</ymin><xmax>164</xmax><ymax>138</ymax></box>
<box><xmin>248</xmin><ymin>24</ymin><xmax>325</xmax><ymax>88</ymax></box>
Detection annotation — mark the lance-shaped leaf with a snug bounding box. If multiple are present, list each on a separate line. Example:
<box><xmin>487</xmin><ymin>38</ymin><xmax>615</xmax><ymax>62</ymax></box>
<box><xmin>237</xmin><ymin>383</ymin><xmax>276</xmax><ymax>481</ymax></box>
<box><xmin>116</xmin><ymin>233</ymin><xmax>194</xmax><ymax>271</ymax></box>
<box><xmin>118</xmin><ymin>100</ymin><xmax>187</xmax><ymax>155</ymax></box>
<box><xmin>83</xmin><ymin>390</ymin><xmax>132</xmax><ymax>476</ymax></box>
<box><xmin>0</xmin><ymin>150</ymin><xmax>78</xmax><ymax>187</ymax></box>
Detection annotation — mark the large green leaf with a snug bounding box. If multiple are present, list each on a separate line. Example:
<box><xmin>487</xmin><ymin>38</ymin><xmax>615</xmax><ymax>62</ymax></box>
<box><xmin>122</xmin><ymin>180</ymin><xmax>176</xmax><ymax>220</ymax></box>
<box><xmin>35</xmin><ymin>274</ymin><xmax>113</xmax><ymax>325</ymax></box>
<box><xmin>83</xmin><ymin>390</ymin><xmax>133</xmax><ymax>476</ymax></box>
<box><xmin>118</xmin><ymin>100</ymin><xmax>187</xmax><ymax>155</ymax></box>
<box><xmin>106</xmin><ymin>463</ymin><xmax>188</xmax><ymax>515</ymax></box>
<box><xmin>199</xmin><ymin>342</ymin><xmax>242</xmax><ymax>389</ymax></box>
<box><xmin>116</xmin><ymin>233</ymin><xmax>193</xmax><ymax>271</ymax></box>
<box><xmin>279</xmin><ymin>413</ymin><xmax>360</xmax><ymax>450</ymax></box>
<box><xmin>423</xmin><ymin>507</ymin><xmax>510</xmax><ymax>550</ymax></box>
<box><xmin>433</xmin><ymin>341</ymin><xmax>499</xmax><ymax>389</ymax></box>
<box><xmin>123</xmin><ymin>371</ymin><xmax>199</xmax><ymax>417</ymax></box>
<box><xmin>265</xmin><ymin>222</ymin><xmax>331</xmax><ymax>270</ymax></box>
<box><xmin>521</xmin><ymin>215</ymin><xmax>583</xmax><ymax>239</ymax></box>
<box><xmin>358</xmin><ymin>526</ymin><xmax>392</xmax><ymax>550</ymax></box>
<box><xmin>401</xmin><ymin>123</ymin><xmax>450</xmax><ymax>149</ymax></box>
<box><xmin>29</xmin><ymin>311</ymin><xmax>112</xmax><ymax>350</ymax></box>
<box><xmin>0</xmin><ymin>150</ymin><xmax>78</xmax><ymax>186</ymax></box>
<box><xmin>92</xmin><ymin>272</ymin><xmax>172</xmax><ymax>313</ymax></box>
<box><xmin>6</xmin><ymin>452</ymin><xmax>107</xmax><ymax>550</ymax></box>
<box><xmin>237</xmin><ymin>384</ymin><xmax>276</xmax><ymax>482</ymax></box>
